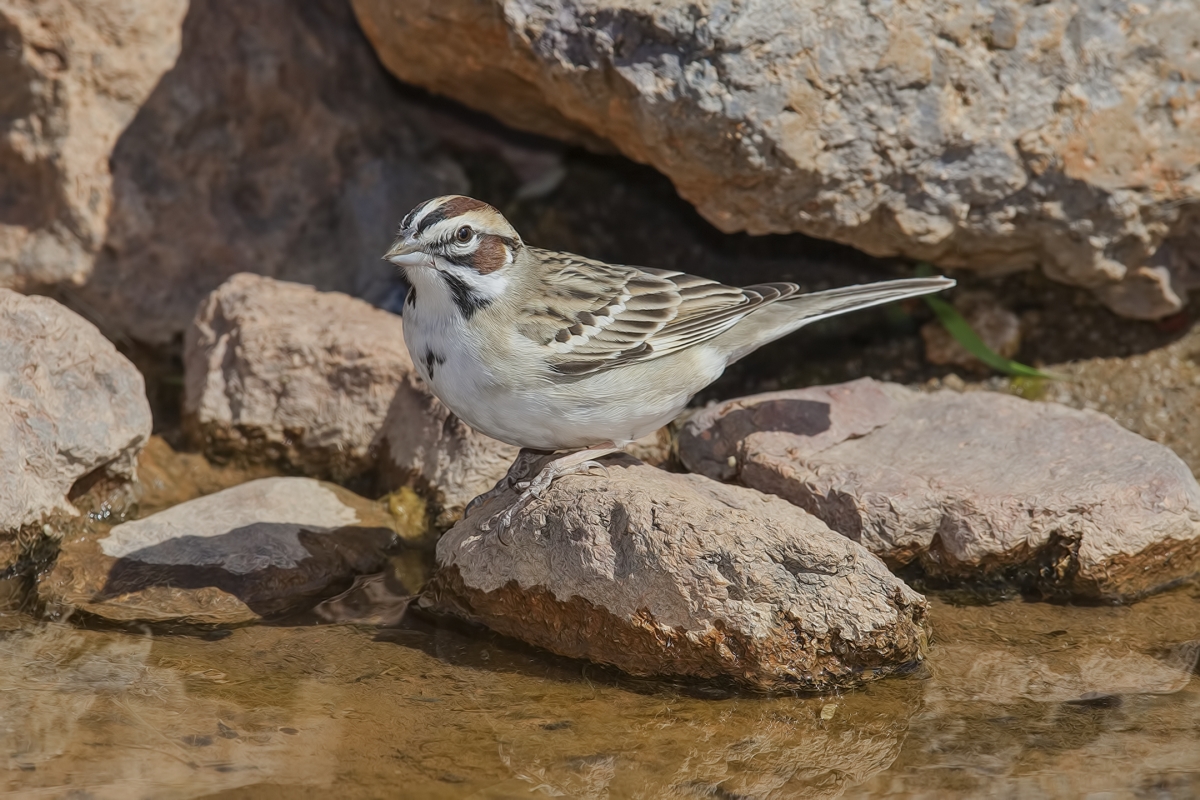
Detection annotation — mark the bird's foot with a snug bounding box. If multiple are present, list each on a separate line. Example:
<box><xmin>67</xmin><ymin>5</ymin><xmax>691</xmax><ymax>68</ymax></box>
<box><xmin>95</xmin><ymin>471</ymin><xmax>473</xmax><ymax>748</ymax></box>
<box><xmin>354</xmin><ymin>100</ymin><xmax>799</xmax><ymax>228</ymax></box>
<box><xmin>478</xmin><ymin>445</ymin><xmax>618</xmax><ymax>540</ymax></box>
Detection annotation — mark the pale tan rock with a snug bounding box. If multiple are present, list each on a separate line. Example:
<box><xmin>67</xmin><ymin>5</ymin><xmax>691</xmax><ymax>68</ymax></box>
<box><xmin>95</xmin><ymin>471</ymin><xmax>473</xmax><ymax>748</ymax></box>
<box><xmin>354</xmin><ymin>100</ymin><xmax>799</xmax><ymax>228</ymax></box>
<box><xmin>679</xmin><ymin>378</ymin><xmax>1200</xmax><ymax>601</ymax></box>
<box><xmin>0</xmin><ymin>0</ymin><xmax>188</xmax><ymax>291</ymax></box>
<box><xmin>184</xmin><ymin>274</ymin><xmax>414</xmax><ymax>482</ymax></box>
<box><xmin>352</xmin><ymin>0</ymin><xmax>1200</xmax><ymax>318</ymax></box>
<box><xmin>40</xmin><ymin>477</ymin><xmax>402</xmax><ymax>626</ymax></box>
<box><xmin>424</xmin><ymin>456</ymin><xmax>928</xmax><ymax>692</ymax></box>
<box><xmin>7</xmin><ymin>0</ymin><xmax>464</xmax><ymax>344</ymax></box>
<box><xmin>0</xmin><ymin>290</ymin><xmax>151</xmax><ymax>551</ymax></box>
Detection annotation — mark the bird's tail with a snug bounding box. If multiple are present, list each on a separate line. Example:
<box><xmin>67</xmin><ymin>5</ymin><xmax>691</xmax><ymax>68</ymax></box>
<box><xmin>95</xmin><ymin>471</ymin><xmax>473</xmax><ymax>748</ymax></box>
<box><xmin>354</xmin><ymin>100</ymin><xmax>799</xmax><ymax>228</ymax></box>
<box><xmin>721</xmin><ymin>276</ymin><xmax>955</xmax><ymax>363</ymax></box>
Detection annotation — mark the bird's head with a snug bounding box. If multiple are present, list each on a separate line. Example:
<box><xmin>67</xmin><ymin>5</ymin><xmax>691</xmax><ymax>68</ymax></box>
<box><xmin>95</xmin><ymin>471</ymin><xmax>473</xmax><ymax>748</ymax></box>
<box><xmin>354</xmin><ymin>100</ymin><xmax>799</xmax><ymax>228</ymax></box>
<box><xmin>385</xmin><ymin>195</ymin><xmax>523</xmax><ymax>277</ymax></box>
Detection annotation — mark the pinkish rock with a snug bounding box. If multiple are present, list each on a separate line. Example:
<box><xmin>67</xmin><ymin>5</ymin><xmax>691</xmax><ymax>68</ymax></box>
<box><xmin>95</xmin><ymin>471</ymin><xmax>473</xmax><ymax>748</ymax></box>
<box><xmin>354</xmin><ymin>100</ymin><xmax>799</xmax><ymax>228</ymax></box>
<box><xmin>679</xmin><ymin>378</ymin><xmax>1200</xmax><ymax>601</ymax></box>
<box><xmin>424</xmin><ymin>455</ymin><xmax>929</xmax><ymax>692</ymax></box>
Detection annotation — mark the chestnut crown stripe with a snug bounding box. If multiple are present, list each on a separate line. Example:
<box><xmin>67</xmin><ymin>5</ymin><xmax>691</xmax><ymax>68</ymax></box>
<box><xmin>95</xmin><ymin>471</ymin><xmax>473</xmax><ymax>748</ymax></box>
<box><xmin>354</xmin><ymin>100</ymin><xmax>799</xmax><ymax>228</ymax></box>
<box><xmin>416</xmin><ymin>195</ymin><xmax>492</xmax><ymax>234</ymax></box>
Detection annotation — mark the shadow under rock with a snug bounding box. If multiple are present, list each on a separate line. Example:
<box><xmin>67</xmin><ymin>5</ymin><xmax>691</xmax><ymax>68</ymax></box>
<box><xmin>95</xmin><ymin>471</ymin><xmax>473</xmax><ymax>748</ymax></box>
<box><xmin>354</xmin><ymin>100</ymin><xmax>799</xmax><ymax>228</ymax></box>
<box><xmin>96</xmin><ymin>523</ymin><xmax>398</xmax><ymax>619</ymax></box>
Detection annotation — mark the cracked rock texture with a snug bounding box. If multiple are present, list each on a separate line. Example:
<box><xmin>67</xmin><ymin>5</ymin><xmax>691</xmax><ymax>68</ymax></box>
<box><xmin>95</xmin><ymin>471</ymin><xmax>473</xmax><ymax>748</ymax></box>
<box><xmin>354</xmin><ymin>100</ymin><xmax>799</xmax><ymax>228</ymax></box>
<box><xmin>679</xmin><ymin>378</ymin><xmax>1200</xmax><ymax>601</ymax></box>
<box><xmin>0</xmin><ymin>290</ymin><xmax>151</xmax><ymax>561</ymax></box>
<box><xmin>40</xmin><ymin>477</ymin><xmax>401</xmax><ymax>626</ymax></box>
<box><xmin>4</xmin><ymin>0</ymin><xmax>465</xmax><ymax>345</ymax></box>
<box><xmin>424</xmin><ymin>456</ymin><xmax>928</xmax><ymax>692</ymax></box>
<box><xmin>184</xmin><ymin>274</ymin><xmax>416</xmax><ymax>482</ymax></box>
<box><xmin>353</xmin><ymin>0</ymin><xmax>1200</xmax><ymax>318</ymax></box>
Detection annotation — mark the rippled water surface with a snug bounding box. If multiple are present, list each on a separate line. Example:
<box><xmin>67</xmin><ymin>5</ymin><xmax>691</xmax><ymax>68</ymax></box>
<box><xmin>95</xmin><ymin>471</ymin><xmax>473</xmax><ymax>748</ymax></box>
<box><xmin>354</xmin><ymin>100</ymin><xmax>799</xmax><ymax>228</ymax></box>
<box><xmin>3</xmin><ymin>581</ymin><xmax>1200</xmax><ymax>799</ymax></box>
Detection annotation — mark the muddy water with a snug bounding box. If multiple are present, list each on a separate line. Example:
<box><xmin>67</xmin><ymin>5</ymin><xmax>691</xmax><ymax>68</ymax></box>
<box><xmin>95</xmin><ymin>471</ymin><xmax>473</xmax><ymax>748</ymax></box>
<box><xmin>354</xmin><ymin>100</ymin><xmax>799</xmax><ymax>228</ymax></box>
<box><xmin>2</xmin><ymin>582</ymin><xmax>1199</xmax><ymax>799</ymax></box>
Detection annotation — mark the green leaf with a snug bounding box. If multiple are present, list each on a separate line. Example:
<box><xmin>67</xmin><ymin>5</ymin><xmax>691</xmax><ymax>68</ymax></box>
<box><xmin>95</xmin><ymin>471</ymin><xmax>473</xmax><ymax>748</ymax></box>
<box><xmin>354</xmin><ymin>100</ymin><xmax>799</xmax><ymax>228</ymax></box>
<box><xmin>915</xmin><ymin>263</ymin><xmax>1064</xmax><ymax>381</ymax></box>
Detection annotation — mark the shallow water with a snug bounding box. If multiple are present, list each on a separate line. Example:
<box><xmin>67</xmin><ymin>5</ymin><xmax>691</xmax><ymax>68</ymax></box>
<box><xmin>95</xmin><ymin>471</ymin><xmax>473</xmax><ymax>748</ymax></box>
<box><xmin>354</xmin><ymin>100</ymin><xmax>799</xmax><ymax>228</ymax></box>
<box><xmin>3</xmin><ymin>581</ymin><xmax>1199</xmax><ymax>799</ymax></box>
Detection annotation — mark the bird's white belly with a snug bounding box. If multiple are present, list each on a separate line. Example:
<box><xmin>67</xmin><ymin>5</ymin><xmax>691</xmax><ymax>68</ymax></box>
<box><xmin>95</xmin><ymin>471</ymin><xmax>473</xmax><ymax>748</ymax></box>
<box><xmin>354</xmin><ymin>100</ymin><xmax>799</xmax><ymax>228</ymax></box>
<box><xmin>403</xmin><ymin>309</ymin><xmax>723</xmax><ymax>451</ymax></box>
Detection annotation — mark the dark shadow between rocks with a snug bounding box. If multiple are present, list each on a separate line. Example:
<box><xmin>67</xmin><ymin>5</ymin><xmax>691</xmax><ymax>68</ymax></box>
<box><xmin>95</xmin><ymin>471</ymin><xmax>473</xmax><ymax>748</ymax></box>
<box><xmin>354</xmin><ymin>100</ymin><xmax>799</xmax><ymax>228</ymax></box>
<box><xmin>96</xmin><ymin>524</ymin><xmax>398</xmax><ymax>619</ymax></box>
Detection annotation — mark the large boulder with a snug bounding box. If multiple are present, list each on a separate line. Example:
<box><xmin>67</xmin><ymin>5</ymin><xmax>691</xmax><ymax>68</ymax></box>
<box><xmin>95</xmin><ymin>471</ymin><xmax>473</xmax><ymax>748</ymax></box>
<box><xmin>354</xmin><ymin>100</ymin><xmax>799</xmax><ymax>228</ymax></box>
<box><xmin>0</xmin><ymin>0</ymin><xmax>188</xmax><ymax>291</ymax></box>
<box><xmin>423</xmin><ymin>456</ymin><xmax>929</xmax><ymax>692</ymax></box>
<box><xmin>3</xmin><ymin>0</ymin><xmax>465</xmax><ymax>344</ymax></box>
<box><xmin>184</xmin><ymin>273</ymin><xmax>416</xmax><ymax>482</ymax></box>
<box><xmin>353</xmin><ymin>0</ymin><xmax>1200</xmax><ymax>318</ymax></box>
<box><xmin>40</xmin><ymin>477</ymin><xmax>405</xmax><ymax>626</ymax></box>
<box><xmin>0</xmin><ymin>290</ymin><xmax>151</xmax><ymax>573</ymax></box>
<box><xmin>678</xmin><ymin>378</ymin><xmax>1200</xmax><ymax>601</ymax></box>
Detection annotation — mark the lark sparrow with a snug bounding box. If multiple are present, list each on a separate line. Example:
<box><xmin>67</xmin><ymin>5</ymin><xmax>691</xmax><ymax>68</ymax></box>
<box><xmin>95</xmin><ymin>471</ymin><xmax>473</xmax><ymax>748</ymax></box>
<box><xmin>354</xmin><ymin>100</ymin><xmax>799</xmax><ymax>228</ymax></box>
<box><xmin>385</xmin><ymin>195</ymin><xmax>953</xmax><ymax>529</ymax></box>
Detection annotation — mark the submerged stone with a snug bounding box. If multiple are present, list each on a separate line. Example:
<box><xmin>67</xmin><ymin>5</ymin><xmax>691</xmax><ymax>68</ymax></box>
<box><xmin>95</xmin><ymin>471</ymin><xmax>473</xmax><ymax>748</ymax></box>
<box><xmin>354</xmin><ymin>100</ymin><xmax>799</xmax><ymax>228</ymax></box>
<box><xmin>679</xmin><ymin>378</ymin><xmax>1200</xmax><ymax>601</ymax></box>
<box><xmin>423</xmin><ymin>456</ymin><xmax>928</xmax><ymax>692</ymax></box>
<box><xmin>41</xmin><ymin>478</ymin><xmax>403</xmax><ymax>626</ymax></box>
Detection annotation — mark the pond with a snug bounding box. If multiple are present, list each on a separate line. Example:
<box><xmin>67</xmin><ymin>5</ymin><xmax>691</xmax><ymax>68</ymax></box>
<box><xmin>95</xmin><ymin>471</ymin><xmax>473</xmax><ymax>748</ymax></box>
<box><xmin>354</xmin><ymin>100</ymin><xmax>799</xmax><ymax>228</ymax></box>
<box><xmin>4</xmin><ymin>573</ymin><xmax>1198</xmax><ymax>799</ymax></box>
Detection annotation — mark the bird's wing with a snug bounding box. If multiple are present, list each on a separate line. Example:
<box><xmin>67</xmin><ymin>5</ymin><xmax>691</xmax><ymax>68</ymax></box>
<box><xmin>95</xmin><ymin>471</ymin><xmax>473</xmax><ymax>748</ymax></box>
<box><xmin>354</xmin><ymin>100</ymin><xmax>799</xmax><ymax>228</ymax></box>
<box><xmin>516</xmin><ymin>248</ymin><xmax>796</xmax><ymax>377</ymax></box>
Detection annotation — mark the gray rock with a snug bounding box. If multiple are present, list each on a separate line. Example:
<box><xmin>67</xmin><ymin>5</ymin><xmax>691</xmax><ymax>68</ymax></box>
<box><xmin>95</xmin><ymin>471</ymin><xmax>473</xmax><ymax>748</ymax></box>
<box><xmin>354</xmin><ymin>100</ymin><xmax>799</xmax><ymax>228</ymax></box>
<box><xmin>679</xmin><ymin>378</ymin><xmax>1200</xmax><ymax>600</ymax></box>
<box><xmin>40</xmin><ymin>477</ymin><xmax>402</xmax><ymax>626</ymax></box>
<box><xmin>184</xmin><ymin>273</ymin><xmax>415</xmax><ymax>482</ymax></box>
<box><xmin>0</xmin><ymin>291</ymin><xmax>151</xmax><ymax>567</ymax></box>
<box><xmin>8</xmin><ymin>0</ymin><xmax>464</xmax><ymax>345</ymax></box>
<box><xmin>353</xmin><ymin>0</ymin><xmax>1200</xmax><ymax>318</ymax></box>
<box><xmin>423</xmin><ymin>456</ymin><xmax>928</xmax><ymax>692</ymax></box>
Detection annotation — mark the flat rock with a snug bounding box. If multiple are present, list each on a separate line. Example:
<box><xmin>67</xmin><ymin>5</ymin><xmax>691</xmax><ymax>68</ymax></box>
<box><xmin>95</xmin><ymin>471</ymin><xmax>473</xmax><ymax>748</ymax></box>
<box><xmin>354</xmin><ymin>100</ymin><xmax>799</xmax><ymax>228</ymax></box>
<box><xmin>0</xmin><ymin>291</ymin><xmax>151</xmax><ymax>568</ymax></box>
<box><xmin>8</xmin><ymin>0</ymin><xmax>465</xmax><ymax>344</ymax></box>
<box><xmin>353</xmin><ymin>0</ymin><xmax>1200</xmax><ymax>318</ymax></box>
<box><xmin>423</xmin><ymin>456</ymin><xmax>928</xmax><ymax>692</ymax></box>
<box><xmin>40</xmin><ymin>477</ymin><xmax>402</xmax><ymax>626</ymax></box>
<box><xmin>679</xmin><ymin>378</ymin><xmax>1200</xmax><ymax>601</ymax></box>
<box><xmin>184</xmin><ymin>273</ymin><xmax>416</xmax><ymax>482</ymax></box>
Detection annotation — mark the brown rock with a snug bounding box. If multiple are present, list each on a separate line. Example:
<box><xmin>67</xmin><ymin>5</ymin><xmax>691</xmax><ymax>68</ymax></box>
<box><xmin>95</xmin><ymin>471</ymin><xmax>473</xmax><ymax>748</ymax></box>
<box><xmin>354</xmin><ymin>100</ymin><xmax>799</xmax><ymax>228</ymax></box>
<box><xmin>0</xmin><ymin>291</ymin><xmax>151</xmax><ymax>570</ymax></box>
<box><xmin>14</xmin><ymin>0</ymin><xmax>465</xmax><ymax>345</ymax></box>
<box><xmin>184</xmin><ymin>274</ymin><xmax>414</xmax><ymax>482</ymax></box>
<box><xmin>352</xmin><ymin>0</ymin><xmax>1200</xmax><ymax>318</ymax></box>
<box><xmin>423</xmin><ymin>456</ymin><xmax>928</xmax><ymax>692</ymax></box>
<box><xmin>679</xmin><ymin>378</ymin><xmax>1200</xmax><ymax>601</ymax></box>
<box><xmin>40</xmin><ymin>477</ymin><xmax>403</xmax><ymax>626</ymax></box>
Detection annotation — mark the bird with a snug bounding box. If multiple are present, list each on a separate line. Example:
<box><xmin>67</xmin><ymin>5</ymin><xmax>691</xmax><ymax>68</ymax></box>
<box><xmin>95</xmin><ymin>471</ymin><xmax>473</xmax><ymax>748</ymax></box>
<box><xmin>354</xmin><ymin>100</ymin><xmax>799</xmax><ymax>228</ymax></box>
<box><xmin>384</xmin><ymin>195</ymin><xmax>954</xmax><ymax>530</ymax></box>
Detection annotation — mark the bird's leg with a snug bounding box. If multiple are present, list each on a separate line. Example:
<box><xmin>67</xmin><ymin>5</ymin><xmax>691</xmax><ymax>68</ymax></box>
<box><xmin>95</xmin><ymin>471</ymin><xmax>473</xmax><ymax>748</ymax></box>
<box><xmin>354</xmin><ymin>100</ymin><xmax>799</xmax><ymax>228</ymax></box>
<box><xmin>480</xmin><ymin>443</ymin><xmax>619</xmax><ymax>536</ymax></box>
<box><xmin>464</xmin><ymin>448</ymin><xmax>551</xmax><ymax>519</ymax></box>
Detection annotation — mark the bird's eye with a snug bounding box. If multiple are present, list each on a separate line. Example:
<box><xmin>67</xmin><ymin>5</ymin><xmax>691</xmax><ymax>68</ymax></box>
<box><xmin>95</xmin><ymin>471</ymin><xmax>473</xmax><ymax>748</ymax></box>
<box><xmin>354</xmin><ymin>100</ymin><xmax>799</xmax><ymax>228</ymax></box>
<box><xmin>455</xmin><ymin>225</ymin><xmax>473</xmax><ymax>243</ymax></box>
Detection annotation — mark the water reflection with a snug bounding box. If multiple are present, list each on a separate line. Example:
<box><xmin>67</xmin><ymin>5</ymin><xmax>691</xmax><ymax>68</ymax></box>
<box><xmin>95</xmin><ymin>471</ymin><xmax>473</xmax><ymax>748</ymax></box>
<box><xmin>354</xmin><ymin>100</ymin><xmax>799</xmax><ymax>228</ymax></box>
<box><xmin>1</xmin><ymin>588</ymin><xmax>1198</xmax><ymax>798</ymax></box>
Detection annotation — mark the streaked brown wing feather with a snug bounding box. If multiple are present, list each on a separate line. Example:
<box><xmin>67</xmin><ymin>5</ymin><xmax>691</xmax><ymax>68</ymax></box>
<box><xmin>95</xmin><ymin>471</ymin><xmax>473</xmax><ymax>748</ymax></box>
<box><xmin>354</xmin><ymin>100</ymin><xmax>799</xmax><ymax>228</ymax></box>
<box><xmin>516</xmin><ymin>249</ymin><xmax>799</xmax><ymax>376</ymax></box>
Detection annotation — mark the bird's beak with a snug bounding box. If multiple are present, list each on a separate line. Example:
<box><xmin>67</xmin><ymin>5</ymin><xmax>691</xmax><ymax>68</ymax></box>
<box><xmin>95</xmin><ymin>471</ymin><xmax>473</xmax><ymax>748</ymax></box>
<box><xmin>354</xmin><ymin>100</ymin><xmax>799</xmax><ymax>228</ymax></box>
<box><xmin>383</xmin><ymin>230</ymin><xmax>426</xmax><ymax>267</ymax></box>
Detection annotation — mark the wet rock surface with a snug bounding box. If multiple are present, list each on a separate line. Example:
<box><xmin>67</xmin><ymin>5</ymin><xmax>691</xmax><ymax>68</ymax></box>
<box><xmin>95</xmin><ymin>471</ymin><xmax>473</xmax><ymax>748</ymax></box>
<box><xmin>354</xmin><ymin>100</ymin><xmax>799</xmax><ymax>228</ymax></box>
<box><xmin>680</xmin><ymin>378</ymin><xmax>1200</xmax><ymax>601</ymax></box>
<box><xmin>40</xmin><ymin>477</ymin><xmax>403</xmax><ymax>626</ymax></box>
<box><xmin>0</xmin><ymin>291</ymin><xmax>151</xmax><ymax>571</ymax></box>
<box><xmin>353</xmin><ymin>0</ymin><xmax>1200</xmax><ymax>317</ymax></box>
<box><xmin>424</xmin><ymin>456</ymin><xmax>928</xmax><ymax>692</ymax></box>
<box><xmin>184</xmin><ymin>273</ymin><xmax>416</xmax><ymax>482</ymax></box>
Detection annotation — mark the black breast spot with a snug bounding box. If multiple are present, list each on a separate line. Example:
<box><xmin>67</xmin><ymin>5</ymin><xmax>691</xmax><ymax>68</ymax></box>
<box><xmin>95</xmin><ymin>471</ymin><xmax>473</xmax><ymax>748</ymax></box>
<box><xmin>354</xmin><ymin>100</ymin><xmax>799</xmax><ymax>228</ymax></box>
<box><xmin>423</xmin><ymin>349</ymin><xmax>445</xmax><ymax>379</ymax></box>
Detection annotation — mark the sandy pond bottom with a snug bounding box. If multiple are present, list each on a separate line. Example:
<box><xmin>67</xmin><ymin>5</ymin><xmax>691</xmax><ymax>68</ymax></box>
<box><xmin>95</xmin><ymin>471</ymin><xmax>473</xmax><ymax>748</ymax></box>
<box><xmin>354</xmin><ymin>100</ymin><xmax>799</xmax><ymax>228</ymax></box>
<box><xmin>3</xmin><ymin>585</ymin><xmax>1200</xmax><ymax>799</ymax></box>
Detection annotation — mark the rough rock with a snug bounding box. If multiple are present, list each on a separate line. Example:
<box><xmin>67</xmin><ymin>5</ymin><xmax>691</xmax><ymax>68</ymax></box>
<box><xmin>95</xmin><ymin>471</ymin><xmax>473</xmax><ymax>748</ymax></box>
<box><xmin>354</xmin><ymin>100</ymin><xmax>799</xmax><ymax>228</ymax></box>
<box><xmin>678</xmin><ymin>378</ymin><xmax>1200</xmax><ymax>601</ymax></box>
<box><xmin>374</xmin><ymin>378</ymin><xmax>521</xmax><ymax>528</ymax></box>
<box><xmin>0</xmin><ymin>0</ymin><xmax>188</xmax><ymax>291</ymax></box>
<box><xmin>921</xmin><ymin>291</ymin><xmax>1021</xmax><ymax>371</ymax></box>
<box><xmin>353</xmin><ymin>0</ymin><xmax>1200</xmax><ymax>318</ymax></box>
<box><xmin>184</xmin><ymin>273</ymin><xmax>416</xmax><ymax>482</ymax></box>
<box><xmin>40</xmin><ymin>477</ymin><xmax>402</xmax><ymax>626</ymax></box>
<box><xmin>9</xmin><ymin>0</ymin><xmax>465</xmax><ymax>344</ymax></box>
<box><xmin>0</xmin><ymin>290</ymin><xmax>151</xmax><ymax>569</ymax></box>
<box><xmin>423</xmin><ymin>456</ymin><xmax>928</xmax><ymax>692</ymax></box>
